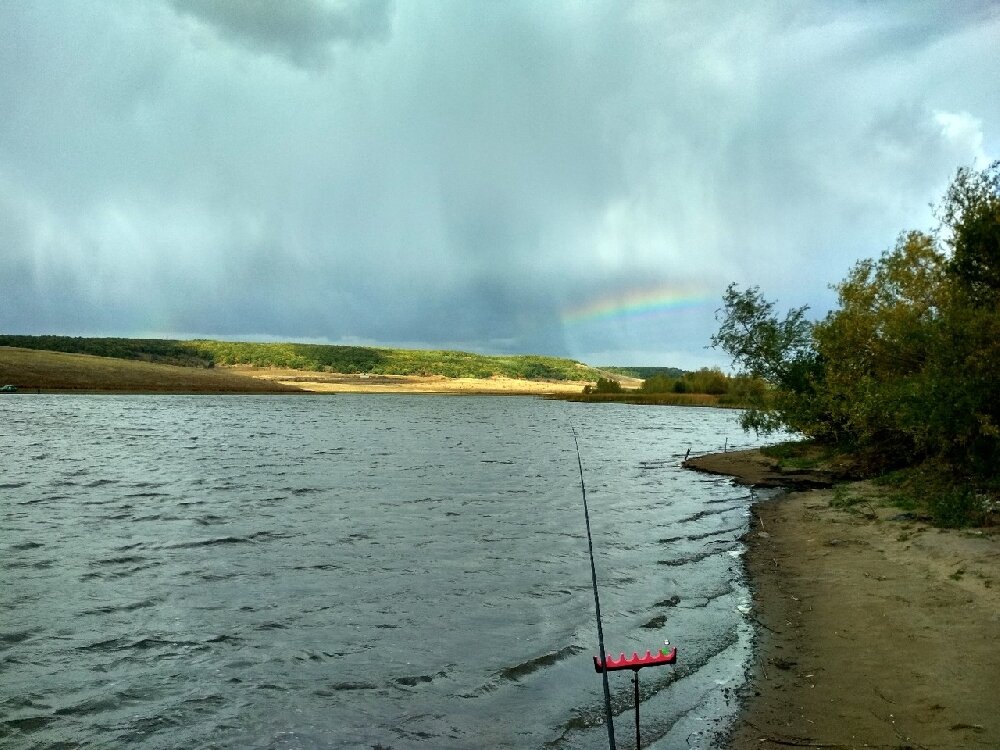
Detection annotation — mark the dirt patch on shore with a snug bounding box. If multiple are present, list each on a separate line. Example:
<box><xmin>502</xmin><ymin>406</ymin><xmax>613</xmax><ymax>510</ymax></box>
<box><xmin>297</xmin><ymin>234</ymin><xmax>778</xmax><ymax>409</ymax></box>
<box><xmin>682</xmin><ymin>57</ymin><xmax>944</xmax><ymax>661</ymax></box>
<box><xmin>684</xmin><ymin>448</ymin><xmax>841</xmax><ymax>489</ymax></box>
<box><xmin>688</xmin><ymin>450</ymin><xmax>1000</xmax><ymax>749</ymax></box>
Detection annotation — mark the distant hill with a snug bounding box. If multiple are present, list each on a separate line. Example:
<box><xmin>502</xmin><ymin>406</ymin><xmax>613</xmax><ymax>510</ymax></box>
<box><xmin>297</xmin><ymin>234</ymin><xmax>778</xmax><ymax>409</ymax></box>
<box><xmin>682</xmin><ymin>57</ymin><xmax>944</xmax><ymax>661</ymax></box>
<box><xmin>0</xmin><ymin>335</ymin><xmax>603</xmax><ymax>382</ymax></box>
<box><xmin>0</xmin><ymin>346</ymin><xmax>300</xmax><ymax>393</ymax></box>
<box><xmin>599</xmin><ymin>366</ymin><xmax>686</xmax><ymax>380</ymax></box>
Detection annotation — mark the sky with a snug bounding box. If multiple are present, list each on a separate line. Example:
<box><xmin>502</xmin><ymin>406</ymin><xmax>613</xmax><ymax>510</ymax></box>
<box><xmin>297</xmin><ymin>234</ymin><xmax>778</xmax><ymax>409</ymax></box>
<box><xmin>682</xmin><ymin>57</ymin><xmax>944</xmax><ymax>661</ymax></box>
<box><xmin>2</xmin><ymin>1</ymin><xmax>998</xmax><ymax>369</ymax></box>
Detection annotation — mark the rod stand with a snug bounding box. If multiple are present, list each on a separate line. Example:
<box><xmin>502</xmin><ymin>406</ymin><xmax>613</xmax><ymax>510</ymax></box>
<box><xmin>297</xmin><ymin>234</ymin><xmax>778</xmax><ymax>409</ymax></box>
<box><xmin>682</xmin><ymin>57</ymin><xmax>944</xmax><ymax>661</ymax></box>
<box><xmin>633</xmin><ymin>668</ymin><xmax>641</xmax><ymax>749</ymax></box>
<box><xmin>593</xmin><ymin>647</ymin><xmax>677</xmax><ymax>749</ymax></box>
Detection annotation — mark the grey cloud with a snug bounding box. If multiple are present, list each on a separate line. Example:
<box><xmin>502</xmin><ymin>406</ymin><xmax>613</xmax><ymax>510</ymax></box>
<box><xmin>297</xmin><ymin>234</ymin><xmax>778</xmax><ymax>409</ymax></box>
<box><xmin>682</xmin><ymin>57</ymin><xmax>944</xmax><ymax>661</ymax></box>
<box><xmin>1</xmin><ymin>1</ymin><xmax>999</xmax><ymax>368</ymax></box>
<box><xmin>170</xmin><ymin>0</ymin><xmax>394</xmax><ymax>67</ymax></box>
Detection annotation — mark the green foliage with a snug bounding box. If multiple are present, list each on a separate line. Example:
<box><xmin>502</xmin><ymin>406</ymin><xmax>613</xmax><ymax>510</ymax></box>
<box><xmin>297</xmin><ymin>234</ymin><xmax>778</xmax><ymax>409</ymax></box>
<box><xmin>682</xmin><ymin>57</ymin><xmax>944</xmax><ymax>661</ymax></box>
<box><xmin>0</xmin><ymin>335</ymin><xmax>214</xmax><ymax>367</ymax></box>
<box><xmin>929</xmin><ymin>488</ymin><xmax>983</xmax><ymax>528</ymax></box>
<box><xmin>602</xmin><ymin>366</ymin><xmax>685</xmax><ymax>380</ymax></box>
<box><xmin>193</xmin><ymin>343</ymin><xmax>595</xmax><ymax>380</ymax></box>
<box><xmin>939</xmin><ymin>161</ymin><xmax>1000</xmax><ymax>306</ymax></box>
<box><xmin>869</xmin><ymin>462</ymin><xmax>997</xmax><ymax>528</ymax></box>
<box><xmin>829</xmin><ymin>486</ymin><xmax>865</xmax><ymax>509</ymax></box>
<box><xmin>760</xmin><ymin>439</ymin><xmax>841</xmax><ymax>471</ymax></box>
<box><xmin>563</xmin><ymin>391</ymin><xmax>729</xmax><ymax>406</ymax></box>
<box><xmin>709</xmin><ymin>284</ymin><xmax>822</xmax><ymax>434</ymax></box>
<box><xmin>592</xmin><ymin>377</ymin><xmax>623</xmax><ymax>394</ymax></box>
<box><xmin>811</xmin><ymin>230</ymin><xmax>949</xmax><ymax>459</ymax></box>
<box><xmin>639</xmin><ymin>367</ymin><xmax>732</xmax><ymax>395</ymax></box>
<box><xmin>712</xmin><ymin>162</ymin><xmax>1000</xmax><ymax>495</ymax></box>
<box><xmin>638</xmin><ymin>374</ymin><xmax>673</xmax><ymax>393</ymax></box>
<box><xmin>710</xmin><ymin>284</ymin><xmax>815</xmax><ymax>386</ymax></box>
<box><xmin>685</xmin><ymin>367</ymin><xmax>730</xmax><ymax>395</ymax></box>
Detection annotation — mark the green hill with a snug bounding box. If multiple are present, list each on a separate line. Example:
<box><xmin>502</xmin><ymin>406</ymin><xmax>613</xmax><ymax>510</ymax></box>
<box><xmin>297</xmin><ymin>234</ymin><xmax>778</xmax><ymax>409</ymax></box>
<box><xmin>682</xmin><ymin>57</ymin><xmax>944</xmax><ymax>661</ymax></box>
<box><xmin>0</xmin><ymin>335</ymin><xmax>602</xmax><ymax>381</ymax></box>
<box><xmin>599</xmin><ymin>365</ymin><xmax>686</xmax><ymax>380</ymax></box>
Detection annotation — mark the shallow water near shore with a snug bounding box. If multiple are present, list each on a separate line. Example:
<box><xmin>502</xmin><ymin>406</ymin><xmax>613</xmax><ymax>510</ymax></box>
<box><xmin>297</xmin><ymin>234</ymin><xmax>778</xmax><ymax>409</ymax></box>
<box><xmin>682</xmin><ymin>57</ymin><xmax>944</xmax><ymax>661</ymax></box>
<box><xmin>2</xmin><ymin>395</ymin><xmax>766</xmax><ymax>749</ymax></box>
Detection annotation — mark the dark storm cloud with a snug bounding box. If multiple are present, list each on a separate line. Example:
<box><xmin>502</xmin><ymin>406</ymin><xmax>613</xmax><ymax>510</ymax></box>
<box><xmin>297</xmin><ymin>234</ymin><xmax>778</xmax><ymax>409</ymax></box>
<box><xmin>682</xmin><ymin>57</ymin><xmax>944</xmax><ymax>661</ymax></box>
<box><xmin>170</xmin><ymin>0</ymin><xmax>394</xmax><ymax>68</ymax></box>
<box><xmin>1</xmin><ymin>1</ymin><xmax>999</xmax><ymax>367</ymax></box>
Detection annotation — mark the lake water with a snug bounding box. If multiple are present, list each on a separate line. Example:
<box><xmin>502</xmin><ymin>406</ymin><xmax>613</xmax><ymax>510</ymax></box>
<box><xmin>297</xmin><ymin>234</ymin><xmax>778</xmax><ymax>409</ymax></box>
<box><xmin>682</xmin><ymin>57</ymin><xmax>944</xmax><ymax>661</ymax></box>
<box><xmin>1</xmin><ymin>395</ymin><xmax>770</xmax><ymax>749</ymax></box>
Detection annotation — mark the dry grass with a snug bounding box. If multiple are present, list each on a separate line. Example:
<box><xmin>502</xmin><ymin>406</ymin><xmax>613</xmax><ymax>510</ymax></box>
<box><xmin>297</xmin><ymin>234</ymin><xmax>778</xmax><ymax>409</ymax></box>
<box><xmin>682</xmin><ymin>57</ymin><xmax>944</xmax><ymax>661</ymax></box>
<box><xmin>561</xmin><ymin>391</ymin><xmax>724</xmax><ymax>406</ymax></box>
<box><xmin>0</xmin><ymin>347</ymin><xmax>302</xmax><ymax>393</ymax></box>
<box><xmin>227</xmin><ymin>366</ymin><xmax>592</xmax><ymax>395</ymax></box>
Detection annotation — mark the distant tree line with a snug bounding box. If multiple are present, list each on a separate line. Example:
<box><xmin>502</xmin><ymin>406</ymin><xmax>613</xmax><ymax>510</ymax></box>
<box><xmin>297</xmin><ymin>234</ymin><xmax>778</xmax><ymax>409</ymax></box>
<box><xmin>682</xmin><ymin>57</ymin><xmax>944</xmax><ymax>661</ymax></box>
<box><xmin>579</xmin><ymin>368</ymin><xmax>752</xmax><ymax>407</ymax></box>
<box><xmin>0</xmin><ymin>336</ymin><xmax>215</xmax><ymax>368</ymax></box>
<box><xmin>712</xmin><ymin>162</ymin><xmax>1000</xmax><ymax>525</ymax></box>
<box><xmin>638</xmin><ymin>367</ymin><xmax>731</xmax><ymax>395</ymax></box>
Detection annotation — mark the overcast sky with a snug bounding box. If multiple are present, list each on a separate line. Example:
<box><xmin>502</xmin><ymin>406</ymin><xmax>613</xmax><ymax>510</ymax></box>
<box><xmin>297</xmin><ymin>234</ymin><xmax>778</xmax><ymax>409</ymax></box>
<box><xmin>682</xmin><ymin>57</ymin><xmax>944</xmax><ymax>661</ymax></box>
<box><xmin>2</xmin><ymin>1</ymin><xmax>998</xmax><ymax>368</ymax></box>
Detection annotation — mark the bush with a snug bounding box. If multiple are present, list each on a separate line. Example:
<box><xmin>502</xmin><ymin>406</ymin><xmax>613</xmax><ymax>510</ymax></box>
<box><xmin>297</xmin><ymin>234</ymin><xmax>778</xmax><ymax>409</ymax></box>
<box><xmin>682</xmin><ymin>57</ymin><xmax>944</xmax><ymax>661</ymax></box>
<box><xmin>639</xmin><ymin>374</ymin><xmax>675</xmax><ymax>393</ymax></box>
<box><xmin>593</xmin><ymin>377</ymin><xmax>623</xmax><ymax>394</ymax></box>
<box><xmin>929</xmin><ymin>488</ymin><xmax>987</xmax><ymax>528</ymax></box>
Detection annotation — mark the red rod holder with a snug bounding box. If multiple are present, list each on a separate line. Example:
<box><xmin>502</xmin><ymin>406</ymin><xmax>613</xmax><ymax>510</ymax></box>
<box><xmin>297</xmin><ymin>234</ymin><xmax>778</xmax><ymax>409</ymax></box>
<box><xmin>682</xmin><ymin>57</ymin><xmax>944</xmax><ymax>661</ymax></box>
<box><xmin>593</xmin><ymin>647</ymin><xmax>677</xmax><ymax>672</ymax></box>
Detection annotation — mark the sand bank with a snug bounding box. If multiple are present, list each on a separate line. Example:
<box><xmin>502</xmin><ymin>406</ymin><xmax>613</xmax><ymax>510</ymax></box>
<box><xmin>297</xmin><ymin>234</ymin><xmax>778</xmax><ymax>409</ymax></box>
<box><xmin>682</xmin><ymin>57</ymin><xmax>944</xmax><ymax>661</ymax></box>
<box><xmin>685</xmin><ymin>449</ymin><xmax>1000</xmax><ymax>749</ymax></box>
<box><xmin>228</xmin><ymin>366</ymin><xmax>590</xmax><ymax>395</ymax></box>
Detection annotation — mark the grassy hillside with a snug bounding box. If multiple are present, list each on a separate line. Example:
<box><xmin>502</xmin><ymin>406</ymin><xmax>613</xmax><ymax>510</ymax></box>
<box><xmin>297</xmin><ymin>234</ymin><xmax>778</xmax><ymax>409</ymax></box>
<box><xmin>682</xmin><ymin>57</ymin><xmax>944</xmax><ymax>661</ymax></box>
<box><xmin>600</xmin><ymin>365</ymin><xmax>686</xmax><ymax>379</ymax></box>
<box><xmin>0</xmin><ymin>335</ymin><xmax>601</xmax><ymax>381</ymax></box>
<box><xmin>0</xmin><ymin>347</ymin><xmax>301</xmax><ymax>393</ymax></box>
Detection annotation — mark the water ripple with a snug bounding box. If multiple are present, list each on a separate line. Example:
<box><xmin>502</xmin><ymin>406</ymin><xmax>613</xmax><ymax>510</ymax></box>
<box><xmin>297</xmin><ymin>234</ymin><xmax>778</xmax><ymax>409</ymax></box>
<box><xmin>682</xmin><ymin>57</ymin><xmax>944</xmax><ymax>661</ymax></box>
<box><xmin>0</xmin><ymin>395</ymin><xmax>774</xmax><ymax>749</ymax></box>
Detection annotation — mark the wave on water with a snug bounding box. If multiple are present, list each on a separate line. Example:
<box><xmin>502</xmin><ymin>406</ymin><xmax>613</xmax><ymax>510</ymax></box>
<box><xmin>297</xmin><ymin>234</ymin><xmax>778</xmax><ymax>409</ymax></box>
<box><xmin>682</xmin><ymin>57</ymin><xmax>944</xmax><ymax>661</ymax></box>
<box><xmin>499</xmin><ymin>645</ymin><xmax>585</xmax><ymax>682</ymax></box>
<box><xmin>0</xmin><ymin>395</ymin><xmax>764</xmax><ymax>749</ymax></box>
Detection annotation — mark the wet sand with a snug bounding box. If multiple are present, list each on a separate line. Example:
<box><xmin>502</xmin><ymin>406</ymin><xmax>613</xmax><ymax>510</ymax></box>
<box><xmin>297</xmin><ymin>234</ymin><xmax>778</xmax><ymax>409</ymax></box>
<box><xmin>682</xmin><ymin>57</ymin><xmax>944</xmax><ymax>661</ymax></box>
<box><xmin>685</xmin><ymin>449</ymin><xmax>1000</xmax><ymax>749</ymax></box>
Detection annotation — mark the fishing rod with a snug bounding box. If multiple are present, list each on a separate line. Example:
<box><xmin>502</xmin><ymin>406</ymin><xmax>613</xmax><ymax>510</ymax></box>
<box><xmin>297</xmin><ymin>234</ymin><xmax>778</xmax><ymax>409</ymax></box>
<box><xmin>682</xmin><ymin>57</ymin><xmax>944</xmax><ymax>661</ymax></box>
<box><xmin>571</xmin><ymin>426</ymin><xmax>617</xmax><ymax>749</ymax></box>
<box><xmin>573</xmin><ymin>427</ymin><xmax>678</xmax><ymax>750</ymax></box>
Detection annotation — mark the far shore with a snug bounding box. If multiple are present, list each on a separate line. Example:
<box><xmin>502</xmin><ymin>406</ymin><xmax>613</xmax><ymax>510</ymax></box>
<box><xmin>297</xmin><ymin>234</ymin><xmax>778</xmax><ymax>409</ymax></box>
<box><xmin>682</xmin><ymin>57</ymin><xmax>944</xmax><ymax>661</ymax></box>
<box><xmin>226</xmin><ymin>365</ymin><xmax>594</xmax><ymax>395</ymax></box>
<box><xmin>685</xmin><ymin>448</ymin><xmax>1000</xmax><ymax>749</ymax></box>
<box><xmin>0</xmin><ymin>346</ymin><xmax>593</xmax><ymax>395</ymax></box>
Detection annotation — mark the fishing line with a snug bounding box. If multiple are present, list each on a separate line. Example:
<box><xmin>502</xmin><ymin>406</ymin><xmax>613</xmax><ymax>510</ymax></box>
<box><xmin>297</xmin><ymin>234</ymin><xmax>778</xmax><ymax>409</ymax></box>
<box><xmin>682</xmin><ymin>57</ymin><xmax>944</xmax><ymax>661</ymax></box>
<box><xmin>571</xmin><ymin>426</ymin><xmax>617</xmax><ymax>749</ymax></box>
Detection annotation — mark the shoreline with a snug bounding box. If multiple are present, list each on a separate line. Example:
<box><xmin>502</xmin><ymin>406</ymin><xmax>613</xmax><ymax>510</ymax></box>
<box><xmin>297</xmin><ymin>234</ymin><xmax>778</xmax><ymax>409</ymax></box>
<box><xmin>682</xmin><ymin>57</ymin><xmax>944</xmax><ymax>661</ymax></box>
<box><xmin>226</xmin><ymin>366</ymin><xmax>592</xmax><ymax>395</ymax></box>
<box><xmin>685</xmin><ymin>449</ymin><xmax>1000</xmax><ymax>749</ymax></box>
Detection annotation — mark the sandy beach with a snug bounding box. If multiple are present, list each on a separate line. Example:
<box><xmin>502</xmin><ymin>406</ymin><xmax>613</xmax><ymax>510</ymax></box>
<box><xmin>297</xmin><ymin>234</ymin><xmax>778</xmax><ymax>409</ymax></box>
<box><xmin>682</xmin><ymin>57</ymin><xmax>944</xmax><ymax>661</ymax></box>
<box><xmin>686</xmin><ymin>449</ymin><xmax>1000</xmax><ymax>749</ymax></box>
<box><xmin>227</xmin><ymin>365</ymin><xmax>594</xmax><ymax>395</ymax></box>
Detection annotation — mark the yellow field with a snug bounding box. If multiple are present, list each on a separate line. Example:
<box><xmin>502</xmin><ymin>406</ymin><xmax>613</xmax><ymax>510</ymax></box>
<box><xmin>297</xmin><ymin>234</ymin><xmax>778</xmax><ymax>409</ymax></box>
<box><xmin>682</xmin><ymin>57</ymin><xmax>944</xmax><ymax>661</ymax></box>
<box><xmin>227</xmin><ymin>366</ymin><xmax>593</xmax><ymax>395</ymax></box>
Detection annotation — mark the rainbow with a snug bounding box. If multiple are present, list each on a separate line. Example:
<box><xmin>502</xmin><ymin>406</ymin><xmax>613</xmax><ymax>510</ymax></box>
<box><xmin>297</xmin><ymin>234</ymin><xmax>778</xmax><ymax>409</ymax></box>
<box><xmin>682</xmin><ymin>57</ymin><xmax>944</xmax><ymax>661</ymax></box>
<box><xmin>561</xmin><ymin>285</ymin><xmax>711</xmax><ymax>326</ymax></box>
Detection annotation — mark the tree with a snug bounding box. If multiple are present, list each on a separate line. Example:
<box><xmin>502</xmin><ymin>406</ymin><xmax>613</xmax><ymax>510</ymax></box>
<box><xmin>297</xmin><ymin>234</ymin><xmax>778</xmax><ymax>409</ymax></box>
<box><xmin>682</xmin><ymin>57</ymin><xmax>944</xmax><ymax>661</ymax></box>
<box><xmin>938</xmin><ymin>161</ymin><xmax>1000</xmax><ymax>306</ymax></box>
<box><xmin>711</xmin><ymin>163</ymin><xmax>999</xmax><ymax>478</ymax></box>
<box><xmin>811</xmin><ymin>231</ymin><xmax>948</xmax><ymax>462</ymax></box>
<box><xmin>710</xmin><ymin>283</ymin><xmax>821</xmax><ymax>434</ymax></box>
<box><xmin>638</xmin><ymin>374</ymin><xmax>675</xmax><ymax>393</ymax></box>
<box><xmin>592</xmin><ymin>377</ymin><xmax>623</xmax><ymax>394</ymax></box>
<box><xmin>686</xmin><ymin>367</ymin><xmax>730</xmax><ymax>395</ymax></box>
<box><xmin>935</xmin><ymin>162</ymin><xmax>1000</xmax><ymax>472</ymax></box>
